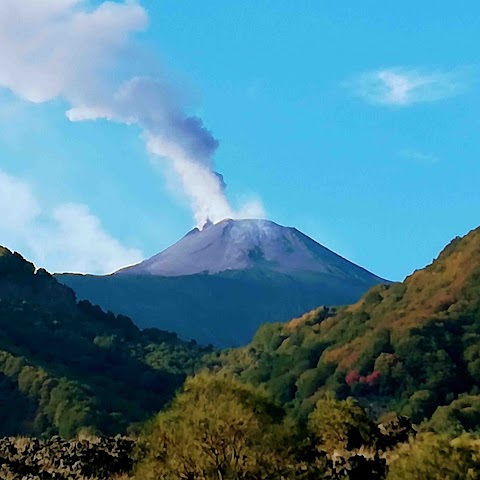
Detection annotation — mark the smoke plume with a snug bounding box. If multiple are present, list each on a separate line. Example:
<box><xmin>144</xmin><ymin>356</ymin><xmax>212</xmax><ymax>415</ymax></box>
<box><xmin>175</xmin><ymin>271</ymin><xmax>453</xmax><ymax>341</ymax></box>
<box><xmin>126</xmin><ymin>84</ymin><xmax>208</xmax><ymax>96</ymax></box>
<box><xmin>0</xmin><ymin>0</ymin><xmax>264</xmax><ymax>227</ymax></box>
<box><xmin>67</xmin><ymin>77</ymin><xmax>235</xmax><ymax>226</ymax></box>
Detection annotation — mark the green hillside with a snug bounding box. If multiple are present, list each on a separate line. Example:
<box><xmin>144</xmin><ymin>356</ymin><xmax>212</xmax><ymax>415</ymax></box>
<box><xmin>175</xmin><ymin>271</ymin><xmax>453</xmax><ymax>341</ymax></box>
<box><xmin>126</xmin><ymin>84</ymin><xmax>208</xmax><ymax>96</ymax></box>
<box><xmin>207</xmin><ymin>226</ymin><xmax>480</xmax><ymax>427</ymax></box>
<box><xmin>0</xmin><ymin>247</ymin><xmax>211</xmax><ymax>438</ymax></box>
<box><xmin>4</xmin><ymin>227</ymin><xmax>480</xmax><ymax>478</ymax></box>
<box><xmin>4</xmin><ymin>224</ymin><xmax>480</xmax><ymax>443</ymax></box>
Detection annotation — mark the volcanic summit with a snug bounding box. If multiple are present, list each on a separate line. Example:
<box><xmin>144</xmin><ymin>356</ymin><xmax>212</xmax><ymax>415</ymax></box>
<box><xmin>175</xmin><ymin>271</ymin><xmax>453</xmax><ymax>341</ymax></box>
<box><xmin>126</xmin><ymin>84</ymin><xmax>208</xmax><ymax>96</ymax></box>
<box><xmin>117</xmin><ymin>218</ymin><xmax>381</xmax><ymax>283</ymax></box>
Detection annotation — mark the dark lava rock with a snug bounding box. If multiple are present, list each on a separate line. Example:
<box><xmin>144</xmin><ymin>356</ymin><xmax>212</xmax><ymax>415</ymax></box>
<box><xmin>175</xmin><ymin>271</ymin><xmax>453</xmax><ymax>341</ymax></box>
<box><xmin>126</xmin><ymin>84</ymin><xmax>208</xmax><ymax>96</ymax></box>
<box><xmin>0</xmin><ymin>435</ymin><xmax>135</xmax><ymax>479</ymax></box>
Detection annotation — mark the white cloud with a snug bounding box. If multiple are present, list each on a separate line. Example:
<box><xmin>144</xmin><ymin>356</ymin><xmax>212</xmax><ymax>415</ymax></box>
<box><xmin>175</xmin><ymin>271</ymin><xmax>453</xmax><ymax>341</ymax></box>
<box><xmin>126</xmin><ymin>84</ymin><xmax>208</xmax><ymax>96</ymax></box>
<box><xmin>0</xmin><ymin>0</ymin><xmax>148</xmax><ymax>104</ymax></box>
<box><xmin>347</xmin><ymin>67</ymin><xmax>469</xmax><ymax>106</ymax></box>
<box><xmin>0</xmin><ymin>170</ymin><xmax>40</xmax><ymax>230</ymax></box>
<box><xmin>234</xmin><ymin>196</ymin><xmax>266</xmax><ymax>220</ymax></box>
<box><xmin>0</xmin><ymin>169</ymin><xmax>143</xmax><ymax>274</ymax></box>
<box><xmin>399</xmin><ymin>149</ymin><xmax>439</xmax><ymax>164</ymax></box>
<box><xmin>31</xmin><ymin>204</ymin><xmax>144</xmax><ymax>274</ymax></box>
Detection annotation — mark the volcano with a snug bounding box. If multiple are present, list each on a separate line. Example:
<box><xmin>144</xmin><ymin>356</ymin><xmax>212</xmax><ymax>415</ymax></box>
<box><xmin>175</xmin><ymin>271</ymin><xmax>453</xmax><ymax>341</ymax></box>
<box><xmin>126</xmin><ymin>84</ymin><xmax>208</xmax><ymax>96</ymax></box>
<box><xmin>58</xmin><ymin>219</ymin><xmax>386</xmax><ymax>346</ymax></box>
<box><xmin>117</xmin><ymin>219</ymin><xmax>380</xmax><ymax>281</ymax></box>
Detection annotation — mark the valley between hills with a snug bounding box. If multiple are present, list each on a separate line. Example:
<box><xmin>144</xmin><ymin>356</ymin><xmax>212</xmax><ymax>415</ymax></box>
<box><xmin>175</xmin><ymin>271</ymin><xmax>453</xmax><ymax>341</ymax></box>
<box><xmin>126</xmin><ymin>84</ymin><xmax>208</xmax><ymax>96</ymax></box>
<box><xmin>2</xmin><ymin>223</ymin><xmax>480</xmax><ymax>478</ymax></box>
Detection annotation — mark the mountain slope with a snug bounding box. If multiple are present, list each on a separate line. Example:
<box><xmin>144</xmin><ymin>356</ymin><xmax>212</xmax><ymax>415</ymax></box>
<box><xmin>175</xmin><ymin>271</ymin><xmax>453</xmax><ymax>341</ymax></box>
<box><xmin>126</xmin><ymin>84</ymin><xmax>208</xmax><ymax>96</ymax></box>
<box><xmin>0</xmin><ymin>246</ymin><xmax>210</xmax><ymax>438</ymax></box>
<box><xmin>59</xmin><ymin>219</ymin><xmax>385</xmax><ymax>347</ymax></box>
<box><xmin>119</xmin><ymin>219</ymin><xmax>382</xmax><ymax>281</ymax></box>
<box><xmin>207</xmin><ymin>226</ymin><xmax>480</xmax><ymax>423</ymax></box>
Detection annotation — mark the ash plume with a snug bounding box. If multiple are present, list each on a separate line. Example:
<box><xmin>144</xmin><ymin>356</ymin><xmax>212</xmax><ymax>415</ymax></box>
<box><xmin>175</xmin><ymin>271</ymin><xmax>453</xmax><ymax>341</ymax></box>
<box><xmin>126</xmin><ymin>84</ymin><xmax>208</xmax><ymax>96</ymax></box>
<box><xmin>67</xmin><ymin>77</ymin><xmax>235</xmax><ymax>226</ymax></box>
<box><xmin>0</xmin><ymin>0</ymin><xmax>264</xmax><ymax>227</ymax></box>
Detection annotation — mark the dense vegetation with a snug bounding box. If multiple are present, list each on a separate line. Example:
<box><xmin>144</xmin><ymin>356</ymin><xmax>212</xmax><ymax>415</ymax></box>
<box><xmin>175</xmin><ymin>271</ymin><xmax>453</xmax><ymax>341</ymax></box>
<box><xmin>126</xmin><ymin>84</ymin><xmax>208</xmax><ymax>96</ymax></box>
<box><xmin>0</xmin><ymin>247</ymin><xmax>211</xmax><ymax>438</ymax></box>
<box><xmin>133</xmin><ymin>374</ymin><xmax>480</xmax><ymax>480</ymax></box>
<box><xmin>4</xmin><ymin>225</ymin><xmax>480</xmax><ymax>477</ymax></box>
<box><xmin>206</xmin><ymin>226</ymin><xmax>480</xmax><ymax>429</ymax></box>
<box><xmin>5</xmin><ymin>373</ymin><xmax>477</xmax><ymax>479</ymax></box>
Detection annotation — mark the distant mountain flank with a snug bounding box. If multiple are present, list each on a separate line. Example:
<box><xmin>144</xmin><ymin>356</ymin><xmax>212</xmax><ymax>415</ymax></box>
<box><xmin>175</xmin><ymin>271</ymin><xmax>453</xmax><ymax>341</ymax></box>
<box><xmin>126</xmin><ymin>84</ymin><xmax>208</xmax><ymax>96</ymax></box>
<box><xmin>58</xmin><ymin>219</ymin><xmax>386</xmax><ymax>347</ymax></box>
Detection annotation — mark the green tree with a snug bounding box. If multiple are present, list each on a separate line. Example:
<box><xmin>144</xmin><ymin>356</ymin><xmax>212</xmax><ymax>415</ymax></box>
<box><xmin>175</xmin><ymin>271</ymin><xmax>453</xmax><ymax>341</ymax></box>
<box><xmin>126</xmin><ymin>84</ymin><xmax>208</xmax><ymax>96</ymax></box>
<box><xmin>308</xmin><ymin>397</ymin><xmax>376</xmax><ymax>452</ymax></box>
<box><xmin>388</xmin><ymin>433</ymin><xmax>480</xmax><ymax>480</ymax></box>
<box><xmin>135</xmin><ymin>372</ymin><xmax>305</xmax><ymax>480</ymax></box>
<box><xmin>426</xmin><ymin>395</ymin><xmax>480</xmax><ymax>435</ymax></box>
<box><xmin>402</xmin><ymin>390</ymin><xmax>437</xmax><ymax>424</ymax></box>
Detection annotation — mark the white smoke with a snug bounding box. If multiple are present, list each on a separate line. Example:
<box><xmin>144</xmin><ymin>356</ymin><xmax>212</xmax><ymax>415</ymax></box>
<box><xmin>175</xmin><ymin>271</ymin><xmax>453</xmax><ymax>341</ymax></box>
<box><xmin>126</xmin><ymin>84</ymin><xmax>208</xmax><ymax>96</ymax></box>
<box><xmin>146</xmin><ymin>135</ymin><xmax>234</xmax><ymax>226</ymax></box>
<box><xmin>0</xmin><ymin>0</ymin><xmax>265</xmax><ymax>226</ymax></box>
<box><xmin>67</xmin><ymin>77</ymin><xmax>236</xmax><ymax>225</ymax></box>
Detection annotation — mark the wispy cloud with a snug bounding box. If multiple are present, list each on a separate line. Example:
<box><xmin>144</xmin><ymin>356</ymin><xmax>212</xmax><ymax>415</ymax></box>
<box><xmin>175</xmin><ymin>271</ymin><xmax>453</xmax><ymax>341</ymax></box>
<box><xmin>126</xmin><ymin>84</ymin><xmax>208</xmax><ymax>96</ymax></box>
<box><xmin>399</xmin><ymin>149</ymin><xmax>439</xmax><ymax>164</ymax></box>
<box><xmin>0</xmin><ymin>169</ymin><xmax>143</xmax><ymax>274</ymax></box>
<box><xmin>347</xmin><ymin>67</ymin><xmax>471</xmax><ymax>106</ymax></box>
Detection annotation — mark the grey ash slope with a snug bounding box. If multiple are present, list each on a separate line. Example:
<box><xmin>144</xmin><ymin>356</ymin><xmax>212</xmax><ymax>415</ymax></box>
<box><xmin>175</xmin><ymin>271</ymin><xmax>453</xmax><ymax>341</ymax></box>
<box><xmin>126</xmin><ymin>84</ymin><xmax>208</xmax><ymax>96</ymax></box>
<box><xmin>118</xmin><ymin>219</ymin><xmax>379</xmax><ymax>283</ymax></box>
<box><xmin>59</xmin><ymin>219</ymin><xmax>386</xmax><ymax>347</ymax></box>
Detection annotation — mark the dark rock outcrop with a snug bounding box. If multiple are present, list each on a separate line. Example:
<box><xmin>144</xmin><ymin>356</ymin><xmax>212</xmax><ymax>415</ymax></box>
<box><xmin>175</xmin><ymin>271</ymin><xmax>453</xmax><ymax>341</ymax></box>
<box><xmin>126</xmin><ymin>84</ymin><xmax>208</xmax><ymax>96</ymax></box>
<box><xmin>0</xmin><ymin>435</ymin><xmax>135</xmax><ymax>479</ymax></box>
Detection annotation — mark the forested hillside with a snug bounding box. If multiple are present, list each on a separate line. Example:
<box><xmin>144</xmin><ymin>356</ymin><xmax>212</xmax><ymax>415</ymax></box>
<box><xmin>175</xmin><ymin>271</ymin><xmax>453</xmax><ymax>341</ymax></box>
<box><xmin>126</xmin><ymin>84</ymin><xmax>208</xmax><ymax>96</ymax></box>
<box><xmin>0</xmin><ymin>247</ymin><xmax>211</xmax><ymax>438</ymax></box>
<box><xmin>207</xmin><ymin>226</ymin><xmax>480</xmax><ymax>430</ymax></box>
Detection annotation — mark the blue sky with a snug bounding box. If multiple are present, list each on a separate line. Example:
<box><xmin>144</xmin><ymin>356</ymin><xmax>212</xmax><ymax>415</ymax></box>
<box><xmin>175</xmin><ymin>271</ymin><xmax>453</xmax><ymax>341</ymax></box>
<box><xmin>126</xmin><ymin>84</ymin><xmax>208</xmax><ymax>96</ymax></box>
<box><xmin>0</xmin><ymin>0</ymin><xmax>479</xmax><ymax>279</ymax></box>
